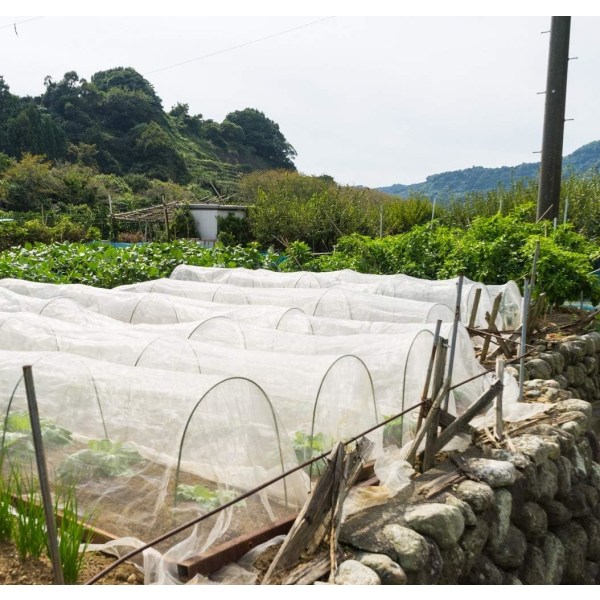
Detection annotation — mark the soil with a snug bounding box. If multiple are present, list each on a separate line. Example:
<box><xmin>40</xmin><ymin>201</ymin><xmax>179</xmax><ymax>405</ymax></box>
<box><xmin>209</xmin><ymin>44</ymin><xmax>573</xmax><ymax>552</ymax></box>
<box><xmin>0</xmin><ymin>540</ymin><xmax>143</xmax><ymax>585</ymax></box>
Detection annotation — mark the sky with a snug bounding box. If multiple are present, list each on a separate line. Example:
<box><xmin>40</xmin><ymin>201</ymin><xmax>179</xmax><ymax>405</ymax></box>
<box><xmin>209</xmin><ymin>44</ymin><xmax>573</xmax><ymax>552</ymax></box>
<box><xmin>0</xmin><ymin>2</ymin><xmax>599</xmax><ymax>189</ymax></box>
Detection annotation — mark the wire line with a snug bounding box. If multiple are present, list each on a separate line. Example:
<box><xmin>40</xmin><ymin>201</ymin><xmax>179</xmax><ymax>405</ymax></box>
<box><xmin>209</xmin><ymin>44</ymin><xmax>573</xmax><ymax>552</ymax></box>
<box><xmin>0</xmin><ymin>16</ymin><xmax>44</xmax><ymax>31</ymax></box>
<box><xmin>144</xmin><ymin>16</ymin><xmax>334</xmax><ymax>76</ymax></box>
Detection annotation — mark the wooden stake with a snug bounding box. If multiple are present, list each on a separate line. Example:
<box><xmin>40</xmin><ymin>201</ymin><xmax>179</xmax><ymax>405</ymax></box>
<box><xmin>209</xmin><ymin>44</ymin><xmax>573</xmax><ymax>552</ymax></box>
<box><xmin>467</xmin><ymin>287</ymin><xmax>482</xmax><ymax>329</ymax></box>
<box><xmin>479</xmin><ymin>293</ymin><xmax>502</xmax><ymax>362</ymax></box>
<box><xmin>495</xmin><ymin>357</ymin><xmax>505</xmax><ymax>441</ymax></box>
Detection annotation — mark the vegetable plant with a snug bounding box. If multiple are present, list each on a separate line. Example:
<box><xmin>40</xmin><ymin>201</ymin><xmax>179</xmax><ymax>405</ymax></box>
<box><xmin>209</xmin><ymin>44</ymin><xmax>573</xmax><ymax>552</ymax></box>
<box><xmin>175</xmin><ymin>484</ymin><xmax>242</xmax><ymax>511</ymax></box>
<box><xmin>57</xmin><ymin>438</ymin><xmax>143</xmax><ymax>483</ymax></box>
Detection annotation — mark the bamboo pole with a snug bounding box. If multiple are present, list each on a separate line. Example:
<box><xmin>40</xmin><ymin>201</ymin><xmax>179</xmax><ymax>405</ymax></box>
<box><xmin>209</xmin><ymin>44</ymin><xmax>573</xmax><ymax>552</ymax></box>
<box><xmin>415</xmin><ymin>320</ymin><xmax>442</xmax><ymax>436</ymax></box>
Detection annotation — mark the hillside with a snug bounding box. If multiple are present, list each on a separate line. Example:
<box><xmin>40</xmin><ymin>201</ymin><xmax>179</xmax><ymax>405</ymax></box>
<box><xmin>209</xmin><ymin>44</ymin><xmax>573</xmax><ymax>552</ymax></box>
<box><xmin>0</xmin><ymin>67</ymin><xmax>296</xmax><ymax>194</ymax></box>
<box><xmin>379</xmin><ymin>140</ymin><xmax>600</xmax><ymax>202</ymax></box>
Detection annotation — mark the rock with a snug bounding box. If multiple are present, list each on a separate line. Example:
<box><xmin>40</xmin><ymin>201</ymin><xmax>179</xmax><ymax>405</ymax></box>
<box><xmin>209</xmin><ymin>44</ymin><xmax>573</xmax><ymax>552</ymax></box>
<box><xmin>438</xmin><ymin>544</ymin><xmax>465</xmax><ymax>585</ymax></box>
<box><xmin>512</xmin><ymin>501</ymin><xmax>547</xmax><ymax>541</ymax></box>
<box><xmin>578</xmin><ymin>438</ymin><xmax>594</xmax><ymax>474</ymax></box>
<box><xmin>520</xmin><ymin>544</ymin><xmax>546</xmax><ymax>585</ymax></box>
<box><xmin>590</xmin><ymin>462</ymin><xmax>600</xmax><ymax>492</ymax></box>
<box><xmin>459</xmin><ymin>517</ymin><xmax>489</xmax><ymax>575</ymax></box>
<box><xmin>357</xmin><ymin>553</ymin><xmax>407</xmax><ymax>585</ymax></box>
<box><xmin>403</xmin><ymin>503</ymin><xmax>464</xmax><ymax>548</ymax></box>
<box><xmin>555</xmin><ymin>374</ymin><xmax>569</xmax><ymax>389</ymax></box>
<box><xmin>543</xmin><ymin>532</ymin><xmax>565</xmax><ymax>584</ymax></box>
<box><xmin>569</xmin><ymin>445</ymin><xmax>588</xmax><ymax>478</ymax></box>
<box><xmin>487</xmin><ymin>448</ymin><xmax>530</xmax><ymax>469</ymax></box>
<box><xmin>564</xmin><ymin>486</ymin><xmax>592</xmax><ymax>518</ymax></box>
<box><xmin>555</xmin><ymin>456</ymin><xmax>573</xmax><ymax>499</ymax></box>
<box><xmin>537</xmin><ymin>459</ymin><xmax>559</xmax><ymax>503</ymax></box>
<box><xmin>583</xmin><ymin>356</ymin><xmax>597</xmax><ymax>375</ymax></box>
<box><xmin>463</xmin><ymin>556</ymin><xmax>503</xmax><ymax>585</ymax></box>
<box><xmin>378</xmin><ymin>524</ymin><xmax>429</xmax><ymax>572</ymax></box>
<box><xmin>554</xmin><ymin>398</ymin><xmax>593</xmax><ymax>419</ymax></box>
<box><xmin>335</xmin><ymin>560</ymin><xmax>380</xmax><ymax>585</ymax></box>
<box><xmin>559</xmin><ymin>411</ymin><xmax>589</xmax><ymax>437</ymax></box>
<box><xmin>445</xmin><ymin>494</ymin><xmax>476</xmax><ymax>527</ymax></box>
<box><xmin>502</xmin><ymin>573</ymin><xmax>523</xmax><ymax>585</ymax></box>
<box><xmin>486</xmin><ymin>524</ymin><xmax>527</xmax><ymax>570</ymax></box>
<box><xmin>579</xmin><ymin>516</ymin><xmax>600</xmax><ymax>561</ymax></box>
<box><xmin>511</xmin><ymin>435</ymin><xmax>551</xmax><ymax>465</ymax></box>
<box><xmin>542</xmin><ymin>499</ymin><xmax>572</xmax><ymax>527</ymax></box>
<box><xmin>464</xmin><ymin>458</ymin><xmax>516</xmax><ymax>488</ymax></box>
<box><xmin>405</xmin><ymin>539</ymin><xmax>443</xmax><ymax>585</ymax></box>
<box><xmin>454</xmin><ymin>480</ymin><xmax>495</xmax><ymax>513</ymax></box>
<box><xmin>580</xmin><ymin>483</ymin><xmax>599</xmax><ymax>513</ymax></box>
<box><xmin>521</xmin><ymin>463</ymin><xmax>540</xmax><ymax>501</ymax></box>
<box><xmin>584</xmin><ymin>561</ymin><xmax>599</xmax><ymax>584</ymax></box>
<box><xmin>126</xmin><ymin>574</ymin><xmax>137</xmax><ymax>584</ymax></box>
<box><xmin>565</xmin><ymin>339</ymin><xmax>587</xmax><ymax>361</ymax></box>
<box><xmin>555</xmin><ymin>521</ymin><xmax>588</xmax><ymax>584</ymax></box>
<box><xmin>525</xmin><ymin>358</ymin><xmax>552</xmax><ymax>380</ymax></box>
<box><xmin>487</xmin><ymin>488</ymin><xmax>512</xmax><ymax>551</ymax></box>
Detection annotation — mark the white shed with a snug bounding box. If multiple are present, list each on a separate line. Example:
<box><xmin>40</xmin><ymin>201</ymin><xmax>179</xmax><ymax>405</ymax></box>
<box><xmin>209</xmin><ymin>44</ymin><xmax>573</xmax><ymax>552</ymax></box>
<box><xmin>188</xmin><ymin>204</ymin><xmax>247</xmax><ymax>243</ymax></box>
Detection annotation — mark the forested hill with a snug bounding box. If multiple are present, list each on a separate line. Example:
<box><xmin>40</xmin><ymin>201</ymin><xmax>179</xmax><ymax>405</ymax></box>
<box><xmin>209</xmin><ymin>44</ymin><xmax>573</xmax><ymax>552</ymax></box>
<box><xmin>379</xmin><ymin>140</ymin><xmax>600</xmax><ymax>202</ymax></box>
<box><xmin>0</xmin><ymin>67</ymin><xmax>296</xmax><ymax>192</ymax></box>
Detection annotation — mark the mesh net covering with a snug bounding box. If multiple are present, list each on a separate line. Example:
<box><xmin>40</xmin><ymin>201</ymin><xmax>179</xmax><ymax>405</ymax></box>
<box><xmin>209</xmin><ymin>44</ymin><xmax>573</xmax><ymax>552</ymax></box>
<box><xmin>170</xmin><ymin>265</ymin><xmax>522</xmax><ymax>329</ymax></box>
<box><xmin>0</xmin><ymin>273</ymin><xmax>537</xmax><ymax>583</ymax></box>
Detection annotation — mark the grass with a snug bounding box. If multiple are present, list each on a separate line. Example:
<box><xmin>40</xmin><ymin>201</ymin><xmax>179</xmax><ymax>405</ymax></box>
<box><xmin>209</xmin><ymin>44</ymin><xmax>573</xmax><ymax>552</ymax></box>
<box><xmin>11</xmin><ymin>469</ymin><xmax>47</xmax><ymax>560</ymax></box>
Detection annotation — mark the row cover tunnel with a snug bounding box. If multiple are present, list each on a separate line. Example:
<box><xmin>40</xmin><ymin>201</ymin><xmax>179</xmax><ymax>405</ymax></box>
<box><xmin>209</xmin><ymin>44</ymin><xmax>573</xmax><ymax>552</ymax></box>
<box><xmin>0</xmin><ymin>269</ymin><xmax>524</xmax><ymax>581</ymax></box>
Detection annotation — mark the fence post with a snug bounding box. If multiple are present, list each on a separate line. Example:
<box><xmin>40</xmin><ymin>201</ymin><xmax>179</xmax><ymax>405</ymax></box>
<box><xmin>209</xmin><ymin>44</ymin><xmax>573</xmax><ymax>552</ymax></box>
<box><xmin>23</xmin><ymin>365</ymin><xmax>64</xmax><ymax>585</ymax></box>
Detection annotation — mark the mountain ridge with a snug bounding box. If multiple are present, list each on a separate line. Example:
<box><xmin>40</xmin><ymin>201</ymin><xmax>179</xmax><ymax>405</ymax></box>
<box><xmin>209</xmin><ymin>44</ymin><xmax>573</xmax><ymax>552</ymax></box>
<box><xmin>378</xmin><ymin>140</ymin><xmax>600</xmax><ymax>201</ymax></box>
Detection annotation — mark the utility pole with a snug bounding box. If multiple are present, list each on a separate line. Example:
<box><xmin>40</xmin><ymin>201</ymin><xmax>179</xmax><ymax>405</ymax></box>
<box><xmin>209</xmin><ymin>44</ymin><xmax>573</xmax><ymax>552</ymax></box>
<box><xmin>536</xmin><ymin>16</ymin><xmax>571</xmax><ymax>222</ymax></box>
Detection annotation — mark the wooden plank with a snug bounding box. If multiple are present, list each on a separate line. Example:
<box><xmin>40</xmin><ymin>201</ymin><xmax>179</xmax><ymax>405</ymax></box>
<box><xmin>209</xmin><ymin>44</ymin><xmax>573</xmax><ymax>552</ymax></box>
<box><xmin>262</xmin><ymin>438</ymin><xmax>373</xmax><ymax>585</ymax></box>
<box><xmin>429</xmin><ymin>380</ymin><xmax>503</xmax><ymax>457</ymax></box>
<box><xmin>177</xmin><ymin>515</ymin><xmax>296</xmax><ymax>581</ymax></box>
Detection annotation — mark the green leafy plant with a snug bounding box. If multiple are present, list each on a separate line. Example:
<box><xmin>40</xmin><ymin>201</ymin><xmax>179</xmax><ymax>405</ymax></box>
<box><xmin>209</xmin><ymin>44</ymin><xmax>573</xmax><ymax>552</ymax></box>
<box><xmin>0</xmin><ymin>472</ymin><xmax>14</xmax><ymax>542</ymax></box>
<box><xmin>382</xmin><ymin>416</ymin><xmax>404</xmax><ymax>447</ymax></box>
<box><xmin>54</xmin><ymin>484</ymin><xmax>94</xmax><ymax>584</ymax></box>
<box><xmin>57</xmin><ymin>438</ymin><xmax>143</xmax><ymax>483</ymax></box>
<box><xmin>11</xmin><ymin>469</ymin><xmax>47</xmax><ymax>559</ymax></box>
<box><xmin>292</xmin><ymin>431</ymin><xmax>333</xmax><ymax>478</ymax></box>
<box><xmin>175</xmin><ymin>484</ymin><xmax>243</xmax><ymax>511</ymax></box>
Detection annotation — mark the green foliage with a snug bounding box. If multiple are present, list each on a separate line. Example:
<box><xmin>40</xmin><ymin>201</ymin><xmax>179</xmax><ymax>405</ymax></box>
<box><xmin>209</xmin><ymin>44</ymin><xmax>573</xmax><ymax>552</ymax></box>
<box><xmin>54</xmin><ymin>484</ymin><xmax>93</xmax><ymax>584</ymax></box>
<box><xmin>12</xmin><ymin>470</ymin><xmax>47</xmax><ymax>559</ymax></box>
<box><xmin>226</xmin><ymin>108</ymin><xmax>296</xmax><ymax>169</ymax></box>
<box><xmin>216</xmin><ymin>212</ymin><xmax>253</xmax><ymax>246</ymax></box>
<box><xmin>175</xmin><ymin>484</ymin><xmax>242</xmax><ymax>511</ymax></box>
<box><xmin>0</xmin><ymin>466</ymin><xmax>92</xmax><ymax>582</ymax></box>
<box><xmin>0</xmin><ymin>473</ymin><xmax>13</xmax><ymax>542</ymax></box>
<box><xmin>382</xmin><ymin>416</ymin><xmax>404</xmax><ymax>447</ymax></box>
<box><xmin>57</xmin><ymin>438</ymin><xmax>143</xmax><ymax>483</ymax></box>
<box><xmin>292</xmin><ymin>431</ymin><xmax>332</xmax><ymax>477</ymax></box>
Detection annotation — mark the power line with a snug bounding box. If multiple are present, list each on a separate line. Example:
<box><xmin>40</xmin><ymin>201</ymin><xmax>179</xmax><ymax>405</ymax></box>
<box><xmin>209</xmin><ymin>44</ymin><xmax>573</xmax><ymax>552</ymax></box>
<box><xmin>0</xmin><ymin>16</ymin><xmax>44</xmax><ymax>32</ymax></box>
<box><xmin>144</xmin><ymin>16</ymin><xmax>335</xmax><ymax>76</ymax></box>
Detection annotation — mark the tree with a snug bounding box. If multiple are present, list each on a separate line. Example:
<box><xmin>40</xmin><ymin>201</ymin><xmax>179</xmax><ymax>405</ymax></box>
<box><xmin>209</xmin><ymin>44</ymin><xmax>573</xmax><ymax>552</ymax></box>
<box><xmin>225</xmin><ymin>108</ymin><xmax>296</xmax><ymax>169</ymax></box>
<box><xmin>0</xmin><ymin>153</ymin><xmax>61</xmax><ymax>212</ymax></box>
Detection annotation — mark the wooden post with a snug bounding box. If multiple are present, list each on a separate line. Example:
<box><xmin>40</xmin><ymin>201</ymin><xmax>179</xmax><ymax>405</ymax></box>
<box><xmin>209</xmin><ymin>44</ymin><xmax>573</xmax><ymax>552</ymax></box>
<box><xmin>495</xmin><ymin>357</ymin><xmax>505</xmax><ymax>441</ymax></box>
<box><xmin>423</xmin><ymin>339</ymin><xmax>448</xmax><ymax>471</ymax></box>
<box><xmin>415</xmin><ymin>320</ymin><xmax>442</xmax><ymax>436</ymax></box>
<box><xmin>162</xmin><ymin>195</ymin><xmax>170</xmax><ymax>242</ymax></box>
<box><xmin>444</xmin><ymin>274</ymin><xmax>464</xmax><ymax>412</ymax></box>
<box><xmin>480</xmin><ymin>293</ymin><xmax>502</xmax><ymax>362</ymax></box>
<box><xmin>518</xmin><ymin>278</ymin><xmax>531</xmax><ymax>402</ymax></box>
<box><xmin>468</xmin><ymin>287</ymin><xmax>482</xmax><ymax>329</ymax></box>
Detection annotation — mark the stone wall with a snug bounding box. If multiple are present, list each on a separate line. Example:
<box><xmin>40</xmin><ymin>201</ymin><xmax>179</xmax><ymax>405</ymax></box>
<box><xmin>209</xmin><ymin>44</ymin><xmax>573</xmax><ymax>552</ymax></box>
<box><xmin>522</xmin><ymin>331</ymin><xmax>600</xmax><ymax>404</ymax></box>
<box><xmin>336</xmin><ymin>332</ymin><xmax>600</xmax><ymax>585</ymax></box>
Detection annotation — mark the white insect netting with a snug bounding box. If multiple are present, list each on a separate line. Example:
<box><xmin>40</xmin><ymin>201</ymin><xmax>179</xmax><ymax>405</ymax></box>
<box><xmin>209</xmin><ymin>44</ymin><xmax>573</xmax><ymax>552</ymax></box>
<box><xmin>0</xmin><ymin>269</ymin><xmax>536</xmax><ymax>584</ymax></box>
<box><xmin>170</xmin><ymin>265</ymin><xmax>523</xmax><ymax>330</ymax></box>
<box><xmin>116</xmin><ymin>277</ymin><xmax>454</xmax><ymax>324</ymax></box>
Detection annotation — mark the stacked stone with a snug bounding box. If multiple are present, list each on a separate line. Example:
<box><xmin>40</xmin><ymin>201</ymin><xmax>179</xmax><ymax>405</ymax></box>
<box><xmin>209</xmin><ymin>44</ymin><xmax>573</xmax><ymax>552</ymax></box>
<box><xmin>523</xmin><ymin>331</ymin><xmax>600</xmax><ymax>403</ymax></box>
<box><xmin>337</xmin><ymin>398</ymin><xmax>600</xmax><ymax>585</ymax></box>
